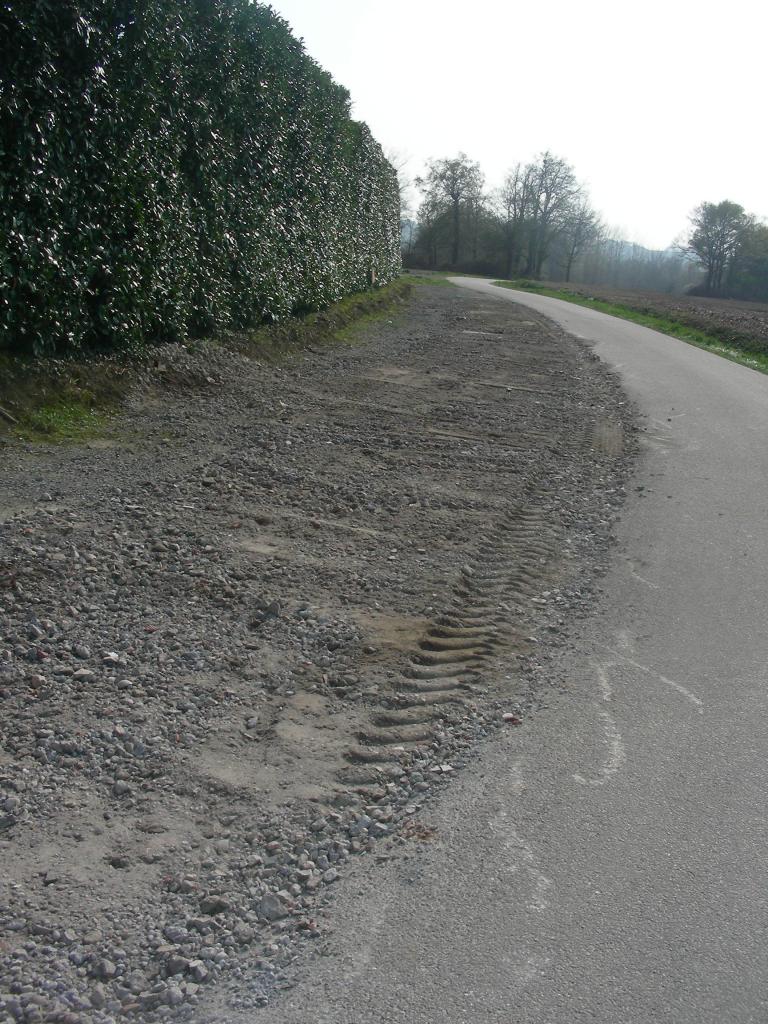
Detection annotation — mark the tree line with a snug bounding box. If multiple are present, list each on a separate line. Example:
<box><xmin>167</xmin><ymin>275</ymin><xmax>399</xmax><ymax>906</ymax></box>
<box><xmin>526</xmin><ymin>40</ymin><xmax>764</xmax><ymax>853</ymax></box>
<box><xmin>404</xmin><ymin>152</ymin><xmax>768</xmax><ymax>301</ymax></box>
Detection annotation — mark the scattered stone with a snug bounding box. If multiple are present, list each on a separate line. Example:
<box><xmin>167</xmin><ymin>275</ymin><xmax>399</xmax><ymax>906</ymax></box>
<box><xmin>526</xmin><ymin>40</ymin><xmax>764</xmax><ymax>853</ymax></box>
<box><xmin>89</xmin><ymin>985</ymin><xmax>106</xmax><ymax>1009</ymax></box>
<box><xmin>92</xmin><ymin>959</ymin><xmax>117</xmax><ymax>981</ymax></box>
<box><xmin>188</xmin><ymin>960</ymin><xmax>210</xmax><ymax>983</ymax></box>
<box><xmin>200</xmin><ymin>895</ymin><xmax>231</xmax><ymax>916</ymax></box>
<box><xmin>257</xmin><ymin>893</ymin><xmax>289</xmax><ymax>922</ymax></box>
<box><xmin>232</xmin><ymin>923</ymin><xmax>256</xmax><ymax>944</ymax></box>
<box><xmin>166</xmin><ymin>955</ymin><xmax>189</xmax><ymax>976</ymax></box>
<box><xmin>166</xmin><ymin>984</ymin><xmax>185</xmax><ymax>1006</ymax></box>
<box><xmin>0</xmin><ymin>283</ymin><xmax>633</xmax><ymax>1018</ymax></box>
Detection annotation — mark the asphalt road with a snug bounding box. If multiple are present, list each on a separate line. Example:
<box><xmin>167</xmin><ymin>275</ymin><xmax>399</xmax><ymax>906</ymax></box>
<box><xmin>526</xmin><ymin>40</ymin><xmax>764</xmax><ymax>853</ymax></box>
<box><xmin>263</xmin><ymin>280</ymin><xmax>768</xmax><ymax>1024</ymax></box>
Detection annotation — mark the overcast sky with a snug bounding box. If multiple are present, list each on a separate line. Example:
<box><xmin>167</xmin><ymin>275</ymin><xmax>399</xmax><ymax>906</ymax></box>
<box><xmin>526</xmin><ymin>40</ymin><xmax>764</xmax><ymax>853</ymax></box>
<box><xmin>268</xmin><ymin>0</ymin><xmax>766</xmax><ymax>250</ymax></box>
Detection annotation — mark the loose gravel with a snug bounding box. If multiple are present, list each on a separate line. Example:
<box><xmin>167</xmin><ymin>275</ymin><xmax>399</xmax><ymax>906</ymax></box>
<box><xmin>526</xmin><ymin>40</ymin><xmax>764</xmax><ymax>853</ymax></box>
<box><xmin>0</xmin><ymin>281</ymin><xmax>636</xmax><ymax>1022</ymax></box>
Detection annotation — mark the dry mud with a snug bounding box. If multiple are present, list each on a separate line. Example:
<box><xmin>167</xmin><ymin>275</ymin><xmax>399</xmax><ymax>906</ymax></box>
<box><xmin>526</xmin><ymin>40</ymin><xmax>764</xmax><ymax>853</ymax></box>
<box><xmin>0</xmin><ymin>281</ymin><xmax>635</xmax><ymax>1022</ymax></box>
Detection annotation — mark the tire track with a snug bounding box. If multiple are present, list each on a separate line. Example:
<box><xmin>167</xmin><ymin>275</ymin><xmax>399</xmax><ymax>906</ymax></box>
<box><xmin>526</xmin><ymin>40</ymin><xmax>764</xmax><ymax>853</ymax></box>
<box><xmin>341</xmin><ymin>497</ymin><xmax>564</xmax><ymax>784</ymax></box>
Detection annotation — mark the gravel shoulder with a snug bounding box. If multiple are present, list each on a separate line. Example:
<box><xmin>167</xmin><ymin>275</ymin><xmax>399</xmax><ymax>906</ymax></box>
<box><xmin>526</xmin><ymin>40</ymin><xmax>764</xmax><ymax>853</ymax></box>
<box><xmin>0</xmin><ymin>281</ymin><xmax>635</xmax><ymax>1023</ymax></box>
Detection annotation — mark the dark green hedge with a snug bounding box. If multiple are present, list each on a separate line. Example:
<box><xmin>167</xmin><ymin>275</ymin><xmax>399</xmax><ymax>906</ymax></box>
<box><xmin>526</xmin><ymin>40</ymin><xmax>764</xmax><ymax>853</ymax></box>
<box><xmin>0</xmin><ymin>1</ymin><xmax>401</xmax><ymax>355</ymax></box>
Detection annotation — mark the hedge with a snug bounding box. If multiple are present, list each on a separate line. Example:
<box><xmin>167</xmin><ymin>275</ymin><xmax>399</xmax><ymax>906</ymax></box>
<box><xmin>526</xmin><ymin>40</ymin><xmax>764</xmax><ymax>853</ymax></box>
<box><xmin>0</xmin><ymin>1</ymin><xmax>401</xmax><ymax>355</ymax></box>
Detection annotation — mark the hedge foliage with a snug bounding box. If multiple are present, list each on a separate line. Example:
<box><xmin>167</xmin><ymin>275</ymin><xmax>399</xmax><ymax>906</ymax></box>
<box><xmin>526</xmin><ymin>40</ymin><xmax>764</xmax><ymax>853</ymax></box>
<box><xmin>0</xmin><ymin>1</ymin><xmax>401</xmax><ymax>355</ymax></box>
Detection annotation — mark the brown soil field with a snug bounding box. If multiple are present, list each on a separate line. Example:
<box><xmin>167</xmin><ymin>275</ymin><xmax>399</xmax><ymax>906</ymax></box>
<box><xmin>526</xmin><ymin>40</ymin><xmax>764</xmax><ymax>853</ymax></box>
<box><xmin>545</xmin><ymin>282</ymin><xmax>768</xmax><ymax>352</ymax></box>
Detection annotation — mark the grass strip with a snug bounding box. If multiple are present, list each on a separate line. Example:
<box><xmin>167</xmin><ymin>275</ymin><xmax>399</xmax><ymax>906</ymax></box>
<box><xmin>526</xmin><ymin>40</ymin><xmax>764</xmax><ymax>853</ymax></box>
<box><xmin>222</xmin><ymin>276</ymin><xmax>416</xmax><ymax>359</ymax></box>
<box><xmin>491</xmin><ymin>280</ymin><xmax>768</xmax><ymax>375</ymax></box>
<box><xmin>402</xmin><ymin>270</ymin><xmax>456</xmax><ymax>287</ymax></box>
<box><xmin>14</xmin><ymin>399</ymin><xmax>109</xmax><ymax>443</ymax></box>
<box><xmin>1</xmin><ymin>277</ymin><xmax>417</xmax><ymax>443</ymax></box>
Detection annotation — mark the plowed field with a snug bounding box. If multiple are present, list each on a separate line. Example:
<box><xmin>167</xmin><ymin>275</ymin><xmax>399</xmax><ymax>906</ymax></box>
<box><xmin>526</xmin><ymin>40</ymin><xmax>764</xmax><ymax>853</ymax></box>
<box><xmin>545</xmin><ymin>282</ymin><xmax>768</xmax><ymax>352</ymax></box>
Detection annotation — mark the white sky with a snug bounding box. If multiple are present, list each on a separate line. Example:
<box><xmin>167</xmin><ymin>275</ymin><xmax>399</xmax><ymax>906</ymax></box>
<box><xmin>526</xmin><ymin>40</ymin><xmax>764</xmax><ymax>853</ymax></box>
<box><xmin>267</xmin><ymin>0</ymin><xmax>766</xmax><ymax>250</ymax></box>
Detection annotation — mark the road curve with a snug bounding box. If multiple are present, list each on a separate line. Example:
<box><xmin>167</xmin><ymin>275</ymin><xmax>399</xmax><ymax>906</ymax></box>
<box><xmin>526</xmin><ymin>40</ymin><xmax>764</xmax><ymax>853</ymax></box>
<box><xmin>265</xmin><ymin>279</ymin><xmax>768</xmax><ymax>1024</ymax></box>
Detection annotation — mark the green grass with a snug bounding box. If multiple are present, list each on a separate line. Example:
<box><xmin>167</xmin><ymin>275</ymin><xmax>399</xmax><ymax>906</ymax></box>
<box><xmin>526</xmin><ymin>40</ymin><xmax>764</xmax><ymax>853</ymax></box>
<box><xmin>1</xmin><ymin>276</ymin><xmax>420</xmax><ymax>443</ymax></box>
<box><xmin>224</xmin><ymin>276</ymin><xmax>416</xmax><ymax>360</ymax></box>
<box><xmin>492</xmin><ymin>280</ymin><xmax>768</xmax><ymax>375</ymax></box>
<box><xmin>0</xmin><ymin>351</ymin><xmax>123</xmax><ymax>444</ymax></box>
<box><xmin>404</xmin><ymin>270</ymin><xmax>455</xmax><ymax>287</ymax></box>
<box><xmin>16</xmin><ymin>399</ymin><xmax>109</xmax><ymax>443</ymax></box>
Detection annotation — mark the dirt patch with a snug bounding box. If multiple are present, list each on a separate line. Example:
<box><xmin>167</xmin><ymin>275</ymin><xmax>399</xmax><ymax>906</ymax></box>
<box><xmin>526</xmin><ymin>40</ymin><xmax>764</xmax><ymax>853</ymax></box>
<box><xmin>0</xmin><ymin>281</ymin><xmax>635</xmax><ymax>1021</ymax></box>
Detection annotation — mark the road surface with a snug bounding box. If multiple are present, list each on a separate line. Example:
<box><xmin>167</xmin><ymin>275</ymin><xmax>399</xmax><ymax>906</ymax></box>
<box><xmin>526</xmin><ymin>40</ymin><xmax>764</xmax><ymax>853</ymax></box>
<box><xmin>264</xmin><ymin>280</ymin><xmax>768</xmax><ymax>1024</ymax></box>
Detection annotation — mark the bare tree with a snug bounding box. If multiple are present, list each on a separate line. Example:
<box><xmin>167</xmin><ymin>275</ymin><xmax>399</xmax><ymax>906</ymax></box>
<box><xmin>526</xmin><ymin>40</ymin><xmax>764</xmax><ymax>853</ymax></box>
<box><xmin>560</xmin><ymin>196</ymin><xmax>602</xmax><ymax>282</ymax></box>
<box><xmin>495</xmin><ymin>163</ymin><xmax>534</xmax><ymax>278</ymax></box>
<box><xmin>414</xmin><ymin>190</ymin><xmax>449</xmax><ymax>269</ymax></box>
<box><xmin>385</xmin><ymin>147</ymin><xmax>415</xmax><ymax>228</ymax></box>
<box><xmin>524</xmin><ymin>152</ymin><xmax>580</xmax><ymax>278</ymax></box>
<box><xmin>417</xmin><ymin>154</ymin><xmax>484</xmax><ymax>267</ymax></box>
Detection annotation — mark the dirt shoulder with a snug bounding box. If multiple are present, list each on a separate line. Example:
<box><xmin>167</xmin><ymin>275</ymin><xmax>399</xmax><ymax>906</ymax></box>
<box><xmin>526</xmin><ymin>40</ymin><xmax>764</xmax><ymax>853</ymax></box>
<box><xmin>0</xmin><ymin>281</ymin><xmax>635</xmax><ymax>1023</ymax></box>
